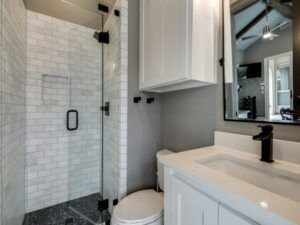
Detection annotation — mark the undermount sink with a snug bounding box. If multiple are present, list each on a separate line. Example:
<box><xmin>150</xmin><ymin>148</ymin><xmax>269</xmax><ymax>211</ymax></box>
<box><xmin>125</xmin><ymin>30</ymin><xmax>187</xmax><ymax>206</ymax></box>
<box><xmin>197</xmin><ymin>153</ymin><xmax>300</xmax><ymax>203</ymax></box>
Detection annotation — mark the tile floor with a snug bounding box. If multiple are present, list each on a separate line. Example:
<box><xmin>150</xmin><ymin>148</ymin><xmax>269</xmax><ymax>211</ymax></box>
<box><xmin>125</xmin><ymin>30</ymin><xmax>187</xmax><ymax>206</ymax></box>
<box><xmin>24</xmin><ymin>193</ymin><xmax>110</xmax><ymax>225</ymax></box>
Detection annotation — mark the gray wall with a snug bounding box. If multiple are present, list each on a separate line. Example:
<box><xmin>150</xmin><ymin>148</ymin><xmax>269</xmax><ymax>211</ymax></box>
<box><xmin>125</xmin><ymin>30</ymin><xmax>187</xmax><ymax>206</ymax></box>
<box><xmin>244</xmin><ymin>27</ymin><xmax>293</xmax><ymax>64</ymax></box>
<box><xmin>127</xmin><ymin>0</ymin><xmax>163</xmax><ymax>194</ymax></box>
<box><xmin>238</xmin><ymin>77</ymin><xmax>265</xmax><ymax>117</ymax></box>
<box><xmin>162</xmin><ymin>86</ymin><xmax>218</xmax><ymax>152</ymax></box>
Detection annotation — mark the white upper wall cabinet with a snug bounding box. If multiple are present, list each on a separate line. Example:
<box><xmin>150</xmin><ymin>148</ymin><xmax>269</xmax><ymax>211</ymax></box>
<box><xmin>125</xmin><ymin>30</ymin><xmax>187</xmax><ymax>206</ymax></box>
<box><xmin>140</xmin><ymin>0</ymin><xmax>220</xmax><ymax>93</ymax></box>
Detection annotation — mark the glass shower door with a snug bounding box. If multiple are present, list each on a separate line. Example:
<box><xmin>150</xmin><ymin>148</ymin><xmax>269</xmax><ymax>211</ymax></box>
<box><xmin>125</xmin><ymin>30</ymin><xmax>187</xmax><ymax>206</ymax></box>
<box><xmin>65</xmin><ymin>1</ymin><xmax>122</xmax><ymax>223</ymax></box>
<box><xmin>102</xmin><ymin>2</ymin><xmax>121</xmax><ymax>213</ymax></box>
<box><xmin>67</xmin><ymin>25</ymin><xmax>104</xmax><ymax>224</ymax></box>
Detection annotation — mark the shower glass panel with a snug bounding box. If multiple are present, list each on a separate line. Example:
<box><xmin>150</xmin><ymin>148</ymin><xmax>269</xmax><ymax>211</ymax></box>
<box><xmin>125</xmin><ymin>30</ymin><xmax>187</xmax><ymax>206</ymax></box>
<box><xmin>67</xmin><ymin>0</ymin><xmax>122</xmax><ymax>220</ymax></box>
<box><xmin>0</xmin><ymin>0</ymin><xmax>2</xmax><ymax>224</ymax></box>
<box><xmin>1</xmin><ymin>0</ymin><xmax>26</xmax><ymax>225</ymax></box>
<box><xmin>102</xmin><ymin>7</ymin><xmax>120</xmax><ymax>211</ymax></box>
<box><xmin>67</xmin><ymin>24</ymin><xmax>104</xmax><ymax>223</ymax></box>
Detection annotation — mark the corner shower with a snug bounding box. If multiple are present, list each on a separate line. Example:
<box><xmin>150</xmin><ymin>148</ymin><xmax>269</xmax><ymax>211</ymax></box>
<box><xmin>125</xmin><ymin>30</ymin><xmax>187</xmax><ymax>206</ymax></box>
<box><xmin>26</xmin><ymin>2</ymin><xmax>120</xmax><ymax>224</ymax></box>
<box><xmin>0</xmin><ymin>0</ymin><xmax>127</xmax><ymax>224</ymax></box>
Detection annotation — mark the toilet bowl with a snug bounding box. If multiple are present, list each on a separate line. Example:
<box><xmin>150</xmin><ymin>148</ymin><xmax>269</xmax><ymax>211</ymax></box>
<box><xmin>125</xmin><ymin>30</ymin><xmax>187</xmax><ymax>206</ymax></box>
<box><xmin>111</xmin><ymin>190</ymin><xmax>163</xmax><ymax>225</ymax></box>
<box><xmin>111</xmin><ymin>150</ymin><xmax>174</xmax><ymax>225</ymax></box>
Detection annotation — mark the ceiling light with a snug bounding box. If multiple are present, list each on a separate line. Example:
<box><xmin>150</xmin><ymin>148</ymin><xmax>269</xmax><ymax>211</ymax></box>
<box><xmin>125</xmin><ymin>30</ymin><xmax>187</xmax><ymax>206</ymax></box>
<box><xmin>263</xmin><ymin>32</ymin><xmax>272</xmax><ymax>39</ymax></box>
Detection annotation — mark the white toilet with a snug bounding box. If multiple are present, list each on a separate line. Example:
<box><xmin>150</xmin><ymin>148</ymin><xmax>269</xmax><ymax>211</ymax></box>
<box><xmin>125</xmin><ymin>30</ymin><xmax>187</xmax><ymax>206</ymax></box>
<box><xmin>111</xmin><ymin>150</ymin><xmax>173</xmax><ymax>225</ymax></box>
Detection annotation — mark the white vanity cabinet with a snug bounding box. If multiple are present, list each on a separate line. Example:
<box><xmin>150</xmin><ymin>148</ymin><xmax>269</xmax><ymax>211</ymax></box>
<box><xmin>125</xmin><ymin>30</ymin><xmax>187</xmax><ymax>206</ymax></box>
<box><xmin>168</xmin><ymin>175</ymin><xmax>219</xmax><ymax>225</ymax></box>
<box><xmin>164</xmin><ymin>169</ymin><xmax>261</xmax><ymax>225</ymax></box>
<box><xmin>140</xmin><ymin>0</ymin><xmax>219</xmax><ymax>93</ymax></box>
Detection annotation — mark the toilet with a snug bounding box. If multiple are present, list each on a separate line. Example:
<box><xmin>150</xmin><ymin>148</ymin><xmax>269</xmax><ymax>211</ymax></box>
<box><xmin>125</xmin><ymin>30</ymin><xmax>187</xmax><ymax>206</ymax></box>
<box><xmin>111</xmin><ymin>150</ymin><xmax>174</xmax><ymax>225</ymax></box>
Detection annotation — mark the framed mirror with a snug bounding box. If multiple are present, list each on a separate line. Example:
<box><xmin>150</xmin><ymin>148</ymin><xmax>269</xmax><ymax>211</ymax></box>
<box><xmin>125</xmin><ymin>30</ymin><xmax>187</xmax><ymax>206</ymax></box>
<box><xmin>223</xmin><ymin>0</ymin><xmax>300</xmax><ymax>125</ymax></box>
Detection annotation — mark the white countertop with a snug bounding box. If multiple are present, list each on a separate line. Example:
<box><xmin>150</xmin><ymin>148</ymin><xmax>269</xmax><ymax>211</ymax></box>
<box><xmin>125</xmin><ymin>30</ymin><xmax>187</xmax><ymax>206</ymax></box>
<box><xmin>160</xmin><ymin>145</ymin><xmax>300</xmax><ymax>225</ymax></box>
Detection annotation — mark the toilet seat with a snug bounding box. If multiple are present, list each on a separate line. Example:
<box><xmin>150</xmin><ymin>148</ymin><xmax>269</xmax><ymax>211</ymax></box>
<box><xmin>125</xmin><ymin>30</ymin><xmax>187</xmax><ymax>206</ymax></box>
<box><xmin>112</xmin><ymin>189</ymin><xmax>163</xmax><ymax>224</ymax></box>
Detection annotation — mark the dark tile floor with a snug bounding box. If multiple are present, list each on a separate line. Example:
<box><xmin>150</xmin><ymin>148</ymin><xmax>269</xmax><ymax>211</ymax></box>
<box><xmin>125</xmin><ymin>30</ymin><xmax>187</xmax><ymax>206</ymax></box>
<box><xmin>24</xmin><ymin>193</ymin><xmax>110</xmax><ymax>225</ymax></box>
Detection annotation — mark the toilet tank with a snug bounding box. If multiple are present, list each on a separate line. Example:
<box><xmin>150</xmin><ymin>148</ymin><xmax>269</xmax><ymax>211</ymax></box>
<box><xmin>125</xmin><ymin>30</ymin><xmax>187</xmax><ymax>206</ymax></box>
<box><xmin>156</xmin><ymin>149</ymin><xmax>173</xmax><ymax>191</ymax></box>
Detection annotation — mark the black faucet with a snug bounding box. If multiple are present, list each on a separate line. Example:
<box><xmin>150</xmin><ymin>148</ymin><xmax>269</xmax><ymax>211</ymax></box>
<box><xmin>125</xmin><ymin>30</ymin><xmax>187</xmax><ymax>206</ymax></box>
<box><xmin>253</xmin><ymin>125</ymin><xmax>274</xmax><ymax>163</ymax></box>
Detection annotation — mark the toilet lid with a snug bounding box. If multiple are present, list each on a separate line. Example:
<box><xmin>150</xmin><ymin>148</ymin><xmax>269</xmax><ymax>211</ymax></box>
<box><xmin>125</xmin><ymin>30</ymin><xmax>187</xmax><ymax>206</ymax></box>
<box><xmin>113</xmin><ymin>190</ymin><xmax>163</xmax><ymax>223</ymax></box>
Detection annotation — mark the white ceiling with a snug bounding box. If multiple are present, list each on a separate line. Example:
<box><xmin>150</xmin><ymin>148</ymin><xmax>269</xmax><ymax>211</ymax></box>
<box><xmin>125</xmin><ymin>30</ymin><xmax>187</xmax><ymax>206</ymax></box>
<box><xmin>24</xmin><ymin>0</ymin><xmax>116</xmax><ymax>30</ymax></box>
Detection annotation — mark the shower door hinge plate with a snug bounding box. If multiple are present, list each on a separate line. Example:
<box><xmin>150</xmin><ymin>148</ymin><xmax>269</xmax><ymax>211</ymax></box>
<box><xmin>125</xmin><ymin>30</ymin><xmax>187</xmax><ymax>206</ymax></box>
<box><xmin>113</xmin><ymin>199</ymin><xmax>119</xmax><ymax>206</ymax></box>
<box><xmin>101</xmin><ymin>102</ymin><xmax>110</xmax><ymax>116</ymax></box>
<box><xmin>99</xmin><ymin>32</ymin><xmax>109</xmax><ymax>44</ymax></box>
<box><xmin>98</xmin><ymin>199</ymin><xmax>109</xmax><ymax>211</ymax></box>
<box><xmin>98</xmin><ymin>4</ymin><xmax>109</xmax><ymax>13</ymax></box>
<box><xmin>114</xmin><ymin>10</ymin><xmax>120</xmax><ymax>17</ymax></box>
<box><xmin>219</xmin><ymin>58</ymin><xmax>224</xmax><ymax>67</ymax></box>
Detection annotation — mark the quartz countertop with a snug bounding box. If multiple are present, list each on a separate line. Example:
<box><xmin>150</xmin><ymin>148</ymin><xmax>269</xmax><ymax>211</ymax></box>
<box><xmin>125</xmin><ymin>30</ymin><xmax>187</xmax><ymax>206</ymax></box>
<box><xmin>160</xmin><ymin>145</ymin><xmax>300</xmax><ymax>225</ymax></box>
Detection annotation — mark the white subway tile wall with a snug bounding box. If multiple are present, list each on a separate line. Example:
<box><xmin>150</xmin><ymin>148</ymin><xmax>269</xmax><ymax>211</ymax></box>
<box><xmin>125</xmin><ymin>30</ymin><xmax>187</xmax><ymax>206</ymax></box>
<box><xmin>0</xmin><ymin>3</ymin><xmax>2</xmax><ymax>223</ymax></box>
<box><xmin>25</xmin><ymin>11</ymin><xmax>103</xmax><ymax>212</ymax></box>
<box><xmin>1</xmin><ymin>0</ymin><xmax>27</xmax><ymax>225</ymax></box>
<box><xmin>118</xmin><ymin>0</ymin><xmax>128</xmax><ymax>200</ymax></box>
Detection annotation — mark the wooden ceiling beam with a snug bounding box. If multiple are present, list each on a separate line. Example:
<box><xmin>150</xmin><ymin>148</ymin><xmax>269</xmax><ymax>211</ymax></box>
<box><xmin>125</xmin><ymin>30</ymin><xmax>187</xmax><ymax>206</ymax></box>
<box><xmin>269</xmin><ymin>0</ymin><xmax>293</xmax><ymax>19</ymax></box>
<box><xmin>280</xmin><ymin>0</ymin><xmax>292</xmax><ymax>3</ymax></box>
<box><xmin>231</xmin><ymin>0</ymin><xmax>259</xmax><ymax>15</ymax></box>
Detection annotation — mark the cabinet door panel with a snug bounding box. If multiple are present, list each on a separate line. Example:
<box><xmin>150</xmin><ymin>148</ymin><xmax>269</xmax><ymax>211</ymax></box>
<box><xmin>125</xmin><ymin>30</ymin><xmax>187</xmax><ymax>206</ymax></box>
<box><xmin>219</xmin><ymin>205</ymin><xmax>259</xmax><ymax>225</ymax></box>
<box><xmin>170</xmin><ymin>176</ymin><xmax>218</xmax><ymax>225</ymax></box>
<box><xmin>163</xmin><ymin>0</ymin><xmax>189</xmax><ymax>83</ymax></box>
<box><xmin>140</xmin><ymin>0</ymin><xmax>163</xmax><ymax>88</ymax></box>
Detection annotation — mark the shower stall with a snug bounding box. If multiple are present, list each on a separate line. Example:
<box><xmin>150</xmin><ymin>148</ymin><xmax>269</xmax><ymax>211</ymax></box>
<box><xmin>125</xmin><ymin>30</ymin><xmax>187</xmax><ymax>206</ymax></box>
<box><xmin>0</xmin><ymin>0</ymin><xmax>127</xmax><ymax>224</ymax></box>
<box><xmin>66</xmin><ymin>8</ymin><xmax>121</xmax><ymax>223</ymax></box>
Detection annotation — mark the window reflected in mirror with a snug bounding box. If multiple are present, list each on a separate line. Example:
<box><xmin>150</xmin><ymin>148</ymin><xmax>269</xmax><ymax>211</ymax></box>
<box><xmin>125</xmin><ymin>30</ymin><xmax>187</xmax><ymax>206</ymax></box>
<box><xmin>223</xmin><ymin>0</ymin><xmax>299</xmax><ymax>125</ymax></box>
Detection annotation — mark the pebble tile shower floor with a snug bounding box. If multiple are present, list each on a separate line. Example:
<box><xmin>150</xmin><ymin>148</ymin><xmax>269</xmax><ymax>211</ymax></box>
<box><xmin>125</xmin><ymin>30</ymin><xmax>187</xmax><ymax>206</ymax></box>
<box><xmin>24</xmin><ymin>193</ymin><xmax>110</xmax><ymax>225</ymax></box>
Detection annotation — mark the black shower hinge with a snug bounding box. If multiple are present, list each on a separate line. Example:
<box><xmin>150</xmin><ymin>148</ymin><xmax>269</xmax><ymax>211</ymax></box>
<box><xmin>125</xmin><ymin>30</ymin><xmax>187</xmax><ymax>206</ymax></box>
<box><xmin>101</xmin><ymin>102</ymin><xmax>110</xmax><ymax>116</ymax></box>
<box><xmin>98</xmin><ymin>199</ymin><xmax>109</xmax><ymax>212</ymax></box>
<box><xmin>98</xmin><ymin>4</ymin><xmax>109</xmax><ymax>13</ymax></box>
<box><xmin>219</xmin><ymin>58</ymin><xmax>224</xmax><ymax>67</ymax></box>
<box><xmin>114</xmin><ymin>10</ymin><xmax>120</xmax><ymax>17</ymax></box>
<box><xmin>99</xmin><ymin>32</ymin><xmax>110</xmax><ymax>44</ymax></box>
<box><xmin>113</xmin><ymin>199</ymin><xmax>119</xmax><ymax>206</ymax></box>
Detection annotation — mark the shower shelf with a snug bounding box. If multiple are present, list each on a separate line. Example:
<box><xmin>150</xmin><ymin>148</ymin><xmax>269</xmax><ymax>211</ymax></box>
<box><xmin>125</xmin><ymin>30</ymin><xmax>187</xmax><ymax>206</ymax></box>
<box><xmin>42</xmin><ymin>74</ymin><xmax>70</xmax><ymax>106</ymax></box>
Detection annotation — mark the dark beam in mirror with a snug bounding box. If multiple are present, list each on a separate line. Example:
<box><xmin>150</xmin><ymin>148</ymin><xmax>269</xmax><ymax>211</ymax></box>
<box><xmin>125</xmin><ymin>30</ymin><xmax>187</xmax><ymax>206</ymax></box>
<box><xmin>269</xmin><ymin>0</ymin><xmax>293</xmax><ymax>19</ymax></box>
<box><xmin>231</xmin><ymin>0</ymin><xmax>258</xmax><ymax>15</ymax></box>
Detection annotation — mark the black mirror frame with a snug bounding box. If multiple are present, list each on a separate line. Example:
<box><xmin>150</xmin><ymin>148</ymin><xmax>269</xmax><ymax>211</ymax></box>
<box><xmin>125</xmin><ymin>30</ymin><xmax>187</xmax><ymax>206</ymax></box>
<box><xmin>221</xmin><ymin>0</ymin><xmax>300</xmax><ymax>126</ymax></box>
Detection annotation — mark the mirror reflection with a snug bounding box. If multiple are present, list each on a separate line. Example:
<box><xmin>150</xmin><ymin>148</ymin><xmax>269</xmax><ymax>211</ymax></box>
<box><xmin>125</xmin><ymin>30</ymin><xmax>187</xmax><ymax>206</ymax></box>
<box><xmin>224</xmin><ymin>0</ymin><xmax>298</xmax><ymax>124</ymax></box>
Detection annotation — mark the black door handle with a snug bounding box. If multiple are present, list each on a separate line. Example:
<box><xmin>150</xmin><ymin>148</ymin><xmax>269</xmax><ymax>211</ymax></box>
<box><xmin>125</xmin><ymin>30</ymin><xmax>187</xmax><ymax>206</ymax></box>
<box><xmin>67</xmin><ymin>110</ymin><xmax>78</xmax><ymax>131</ymax></box>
